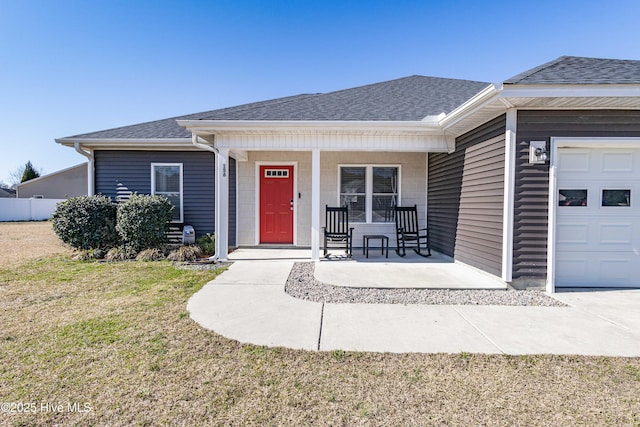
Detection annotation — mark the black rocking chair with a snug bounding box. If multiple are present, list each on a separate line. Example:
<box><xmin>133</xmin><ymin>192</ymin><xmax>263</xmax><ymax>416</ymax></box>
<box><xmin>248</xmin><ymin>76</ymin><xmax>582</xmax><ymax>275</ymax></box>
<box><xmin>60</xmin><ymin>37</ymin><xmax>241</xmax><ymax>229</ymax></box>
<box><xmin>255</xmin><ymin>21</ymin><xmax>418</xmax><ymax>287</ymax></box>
<box><xmin>394</xmin><ymin>205</ymin><xmax>431</xmax><ymax>257</ymax></box>
<box><xmin>323</xmin><ymin>205</ymin><xmax>354</xmax><ymax>257</ymax></box>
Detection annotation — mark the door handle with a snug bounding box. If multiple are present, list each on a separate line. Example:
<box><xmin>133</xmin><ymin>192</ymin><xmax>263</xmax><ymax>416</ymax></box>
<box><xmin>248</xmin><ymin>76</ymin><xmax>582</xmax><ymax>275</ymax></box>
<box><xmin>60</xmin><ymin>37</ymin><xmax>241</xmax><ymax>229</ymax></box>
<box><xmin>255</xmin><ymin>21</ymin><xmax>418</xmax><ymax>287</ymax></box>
<box><xmin>290</xmin><ymin>199</ymin><xmax>294</xmax><ymax>211</ymax></box>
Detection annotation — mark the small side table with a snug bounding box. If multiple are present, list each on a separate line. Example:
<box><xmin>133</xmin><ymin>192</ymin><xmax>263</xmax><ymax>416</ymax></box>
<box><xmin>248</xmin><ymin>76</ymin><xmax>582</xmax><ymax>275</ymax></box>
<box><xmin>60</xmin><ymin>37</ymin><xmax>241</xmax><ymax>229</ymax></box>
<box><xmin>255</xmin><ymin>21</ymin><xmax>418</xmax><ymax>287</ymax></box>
<box><xmin>363</xmin><ymin>234</ymin><xmax>389</xmax><ymax>258</ymax></box>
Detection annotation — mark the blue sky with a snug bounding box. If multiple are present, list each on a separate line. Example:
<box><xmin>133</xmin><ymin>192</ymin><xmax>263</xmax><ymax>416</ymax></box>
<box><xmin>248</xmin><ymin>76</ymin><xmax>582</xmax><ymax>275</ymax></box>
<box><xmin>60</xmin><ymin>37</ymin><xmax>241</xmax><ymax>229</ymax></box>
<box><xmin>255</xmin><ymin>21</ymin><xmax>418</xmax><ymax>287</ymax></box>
<box><xmin>1</xmin><ymin>0</ymin><xmax>639</xmax><ymax>185</ymax></box>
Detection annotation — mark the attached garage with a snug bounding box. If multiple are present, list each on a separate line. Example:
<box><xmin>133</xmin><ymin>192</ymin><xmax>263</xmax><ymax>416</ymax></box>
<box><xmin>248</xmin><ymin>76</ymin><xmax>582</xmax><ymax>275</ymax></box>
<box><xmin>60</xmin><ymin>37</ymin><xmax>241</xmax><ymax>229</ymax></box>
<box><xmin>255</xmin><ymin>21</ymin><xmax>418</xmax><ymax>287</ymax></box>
<box><xmin>552</xmin><ymin>139</ymin><xmax>640</xmax><ymax>288</ymax></box>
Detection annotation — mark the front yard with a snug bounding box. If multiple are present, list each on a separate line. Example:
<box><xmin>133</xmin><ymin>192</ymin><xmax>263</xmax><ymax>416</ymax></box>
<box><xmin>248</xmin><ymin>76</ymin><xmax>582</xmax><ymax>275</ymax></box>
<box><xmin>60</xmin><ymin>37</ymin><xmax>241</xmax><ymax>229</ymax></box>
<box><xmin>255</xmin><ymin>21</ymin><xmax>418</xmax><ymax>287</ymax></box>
<box><xmin>1</xmin><ymin>222</ymin><xmax>639</xmax><ymax>425</ymax></box>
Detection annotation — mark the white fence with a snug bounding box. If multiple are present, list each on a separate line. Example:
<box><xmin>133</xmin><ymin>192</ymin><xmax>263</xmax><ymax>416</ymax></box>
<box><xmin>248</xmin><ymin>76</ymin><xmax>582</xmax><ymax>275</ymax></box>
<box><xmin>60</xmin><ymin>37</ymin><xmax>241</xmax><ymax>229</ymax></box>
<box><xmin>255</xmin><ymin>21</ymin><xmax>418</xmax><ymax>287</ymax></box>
<box><xmin>0</xmin><ymin>198</ymin><xmax>64</xmax><ymax>221</ymax></box>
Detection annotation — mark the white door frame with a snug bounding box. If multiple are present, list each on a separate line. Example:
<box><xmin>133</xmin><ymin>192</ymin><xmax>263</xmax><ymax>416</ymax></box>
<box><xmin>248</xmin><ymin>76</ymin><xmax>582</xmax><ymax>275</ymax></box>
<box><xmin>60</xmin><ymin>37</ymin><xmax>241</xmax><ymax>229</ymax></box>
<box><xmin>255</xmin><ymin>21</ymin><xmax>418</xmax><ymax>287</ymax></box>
<box><xmin>254</xmin><ymin>161</ymin><xmax>298</xmax><ymax>246</ymax></box>
<box><xmin>547</xmin><ymin>137</ymin><xmax>640</xmax><ymax>293</ymax></box>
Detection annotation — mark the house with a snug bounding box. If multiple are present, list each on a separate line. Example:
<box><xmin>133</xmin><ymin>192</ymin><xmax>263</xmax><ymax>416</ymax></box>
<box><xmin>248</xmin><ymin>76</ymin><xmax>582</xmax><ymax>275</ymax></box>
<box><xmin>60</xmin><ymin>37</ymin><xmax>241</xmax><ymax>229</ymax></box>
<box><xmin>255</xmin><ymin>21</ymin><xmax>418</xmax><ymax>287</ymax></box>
<box><xmin>56</xmin><ymin>56</ymin><xmax>640</xmax><ymax>292</ymax></box>
<box><xmin>0</xmin><ymin>187</ymin><xmax>16</xmax><ymax>198</ymax></box>
<box><xmin>16</xmin><ymin>163</ymin><xmax>88</xmax><ymax>199</ymax></box>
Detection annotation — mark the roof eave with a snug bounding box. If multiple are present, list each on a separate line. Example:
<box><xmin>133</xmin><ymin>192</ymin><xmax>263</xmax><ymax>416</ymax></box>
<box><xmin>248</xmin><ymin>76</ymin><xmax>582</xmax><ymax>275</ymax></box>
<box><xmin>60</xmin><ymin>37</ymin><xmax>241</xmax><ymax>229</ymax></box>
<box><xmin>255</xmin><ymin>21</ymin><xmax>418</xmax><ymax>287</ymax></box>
<box><xmin>439</xmin><ymin>84</ymin><xmax>503</xmax><ymax>135</ymax></box>
<box><xmin>56</xmin><ymin>137</ymin><xmax>194</xmax><ymax>150</ymax></box>
<box><xmin>500</xmin><ymin>83</ymin><xmax>640</xmax><ymax>98</ymax></box>
<box><xmin>177</xmin><ymin>119</ymin><xmax>444</xmax><ymax>136</ymax></box>
<box><xmin>441</xmin><ymin>83</ymin><xmax>640</xmax><ymax>137</ymax></box>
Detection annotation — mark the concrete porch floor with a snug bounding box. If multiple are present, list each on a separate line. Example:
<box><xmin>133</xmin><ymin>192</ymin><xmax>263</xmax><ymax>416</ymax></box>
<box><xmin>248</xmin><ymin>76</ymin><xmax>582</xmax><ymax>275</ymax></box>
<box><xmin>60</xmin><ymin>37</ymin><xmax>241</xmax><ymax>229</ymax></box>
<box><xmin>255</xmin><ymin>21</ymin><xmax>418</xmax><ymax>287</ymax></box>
<box><xmin>228</xmin><ymin>247</ymin><xmax>506</xmax><ymax>290</ymax></box>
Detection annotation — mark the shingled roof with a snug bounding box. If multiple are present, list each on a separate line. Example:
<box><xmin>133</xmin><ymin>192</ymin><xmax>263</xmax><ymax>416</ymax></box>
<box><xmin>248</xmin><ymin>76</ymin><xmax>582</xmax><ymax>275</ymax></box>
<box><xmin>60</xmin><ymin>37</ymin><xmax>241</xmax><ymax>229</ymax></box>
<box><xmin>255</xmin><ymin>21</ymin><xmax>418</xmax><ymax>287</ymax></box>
<box><xmin>61</xmin><ymin>56</ymin><xmax>640</xmax><ymax>141</ymax></box>
<box><xmin>64</xmin><ymin>75</ymin><xmax>489</xmax><ymax>140</ymax></box>
<box><xmin>505</xmin><ymin>56</ymin><xmax>640</xmax><ymax>85</ymax></box>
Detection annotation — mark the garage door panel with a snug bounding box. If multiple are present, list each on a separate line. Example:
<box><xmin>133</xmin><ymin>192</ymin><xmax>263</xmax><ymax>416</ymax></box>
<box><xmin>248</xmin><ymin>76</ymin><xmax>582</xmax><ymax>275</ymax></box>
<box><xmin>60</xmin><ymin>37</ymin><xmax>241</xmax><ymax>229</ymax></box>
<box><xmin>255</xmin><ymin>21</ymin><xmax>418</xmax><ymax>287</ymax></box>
<box><xmin>599</xmin><ymin>222</ymin><xmax>634</xmax><ymax>245</ymax></box>
<box><xmin>556</xmin><ymin>258</ymin><xmax>588</xmax><ymax>282</ymax></box>
<box><xmin>556</xmin><ymin>252</ymin><xmax>640</xmax><ymax>287</ymax></box>
<box><xmin>557</xmin><ymin>223</ymin><xmax>589</xmax><ymax>245</ymax></box>
<box><xmin>558</xmin><ymin>150</ymin><xmax>590</xmax><ymax>173</ymax></box>
<box><xmin>601</xmin><ymin>152</ymin><xmax>634</xmax><ymax>172</ymax></box>
<box><xmin>556</xmin><ymin>147</ymin><xmax>640</xmax><ymax>288</ymax></box>
<box><xmin>557</xmin><ymin>219</ymin><xmax>638</xmax><ymax>251</ymax></box>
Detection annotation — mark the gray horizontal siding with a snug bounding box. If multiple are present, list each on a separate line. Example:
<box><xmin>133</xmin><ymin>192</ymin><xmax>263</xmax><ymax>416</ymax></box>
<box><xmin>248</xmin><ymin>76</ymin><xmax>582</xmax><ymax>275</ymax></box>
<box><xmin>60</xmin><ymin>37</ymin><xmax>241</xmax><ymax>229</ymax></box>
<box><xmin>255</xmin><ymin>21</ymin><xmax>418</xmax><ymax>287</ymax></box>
<box><xmin>94</xmin><ymin>150</ymin><xmax>215</xmax><ymax>239</ymax></box>
<box><xmin>514</xmin><ymin>110</ymin><xmax>640</xmax><ymax>280</ymax></box>
<box><xmin>429</xmin><ymin>114</ymin><xmax>506</xmax><ymax>276</ymax></box>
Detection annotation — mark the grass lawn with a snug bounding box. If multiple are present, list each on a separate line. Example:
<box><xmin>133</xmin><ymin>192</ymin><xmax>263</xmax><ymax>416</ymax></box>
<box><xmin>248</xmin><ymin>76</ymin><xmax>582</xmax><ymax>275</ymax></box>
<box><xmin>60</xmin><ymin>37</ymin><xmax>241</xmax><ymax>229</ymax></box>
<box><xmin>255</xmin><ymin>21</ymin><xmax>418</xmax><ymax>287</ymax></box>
<box><xmin>1</xmin><ymin>222</ymin><xmax>639</xmax><ymax>426</ymax></box>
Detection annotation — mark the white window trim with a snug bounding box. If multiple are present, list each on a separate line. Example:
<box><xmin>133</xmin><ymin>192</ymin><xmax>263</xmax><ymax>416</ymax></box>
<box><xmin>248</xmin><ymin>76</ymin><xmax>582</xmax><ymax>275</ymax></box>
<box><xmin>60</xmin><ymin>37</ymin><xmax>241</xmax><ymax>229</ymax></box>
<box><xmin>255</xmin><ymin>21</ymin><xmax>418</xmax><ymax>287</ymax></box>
<box><xmin>337</xmin><ymin>164</ymin><xmax>401</xmax><ymax>223</ymax></box>
<box><xmin>151</xmin><ymin>163</ymin><xmax>184</xmax><ymax>223</ymax></box>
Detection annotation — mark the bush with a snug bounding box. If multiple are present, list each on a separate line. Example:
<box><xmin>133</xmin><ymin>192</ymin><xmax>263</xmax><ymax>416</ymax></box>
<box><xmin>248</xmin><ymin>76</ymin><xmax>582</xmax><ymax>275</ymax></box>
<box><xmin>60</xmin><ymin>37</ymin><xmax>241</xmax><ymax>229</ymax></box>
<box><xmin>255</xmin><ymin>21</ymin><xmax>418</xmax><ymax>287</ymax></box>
<box><xmin>167</xmin><ymin>245</ymin><xmax>203</xmax><ymax>262</ymax></box>
<box><xmin>116</xmin><ymin>194</ymin><xmax>174</xmax><ymax>252</ymax></box>
<box><xmin>196</xmin><ymin>233</ymin><xmax>215</xmax><ymax>255</ymax></box>
<box><xmin>52</xmin><ymin>195</ymin><xmax>118</xmax><ymax>250</ymax></box>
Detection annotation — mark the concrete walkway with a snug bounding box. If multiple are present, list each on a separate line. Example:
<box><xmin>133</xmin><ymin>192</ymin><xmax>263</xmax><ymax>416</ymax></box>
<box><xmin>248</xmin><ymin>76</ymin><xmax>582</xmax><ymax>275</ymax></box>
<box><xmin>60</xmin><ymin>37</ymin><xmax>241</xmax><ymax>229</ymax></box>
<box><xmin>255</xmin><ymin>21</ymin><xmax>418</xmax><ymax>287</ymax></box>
<box><xmin>187</xmin><ymin>252</ymin><xmax>640</xmax><ymax>356</ymax></box>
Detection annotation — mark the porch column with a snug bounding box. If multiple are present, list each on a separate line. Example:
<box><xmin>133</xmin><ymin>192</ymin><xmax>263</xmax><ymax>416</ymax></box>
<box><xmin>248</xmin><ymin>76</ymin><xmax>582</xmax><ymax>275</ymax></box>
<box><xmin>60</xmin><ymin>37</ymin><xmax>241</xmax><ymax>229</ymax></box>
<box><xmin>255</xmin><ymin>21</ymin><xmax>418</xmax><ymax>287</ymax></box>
<box><xmin>311</xmin><ymin>149</ymin><xmax>320</xmax><ymax>261</ymax></box>
<box><xmin>215</xmin><ymin>148</ymin><xmax>229</xmax><ymax>261</ymax></box>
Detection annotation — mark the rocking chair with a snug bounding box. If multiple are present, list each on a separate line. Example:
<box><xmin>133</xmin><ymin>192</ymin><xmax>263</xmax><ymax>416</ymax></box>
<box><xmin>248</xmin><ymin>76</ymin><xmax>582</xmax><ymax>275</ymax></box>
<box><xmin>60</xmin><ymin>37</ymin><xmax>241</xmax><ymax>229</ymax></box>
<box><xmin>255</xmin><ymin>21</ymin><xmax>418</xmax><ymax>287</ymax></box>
<box><xmin>322</xmin><ymin>205</ymin><xmax>354</xmax><ymax>257</ymax></box>
<box><xmin>394</xmin><ymin>205</ymin><xmax>431</xmax><ymax>257</ymax></box>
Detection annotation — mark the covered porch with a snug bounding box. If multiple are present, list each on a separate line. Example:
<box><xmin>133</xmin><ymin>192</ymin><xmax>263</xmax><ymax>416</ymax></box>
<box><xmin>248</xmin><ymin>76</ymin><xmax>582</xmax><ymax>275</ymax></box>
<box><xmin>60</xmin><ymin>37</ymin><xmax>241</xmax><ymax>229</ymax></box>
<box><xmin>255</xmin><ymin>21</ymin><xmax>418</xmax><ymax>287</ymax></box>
<box><xmin>177</xmin><ymin>119</ymin><xmax>455</xmax><ymax>263</ymax></box>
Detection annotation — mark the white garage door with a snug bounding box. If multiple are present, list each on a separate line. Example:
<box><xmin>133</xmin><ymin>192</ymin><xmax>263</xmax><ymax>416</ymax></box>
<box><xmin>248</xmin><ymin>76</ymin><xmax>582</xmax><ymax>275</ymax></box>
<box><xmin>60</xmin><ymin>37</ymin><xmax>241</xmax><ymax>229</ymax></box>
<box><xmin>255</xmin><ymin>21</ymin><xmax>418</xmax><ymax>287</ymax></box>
<box><xmin>556</xmin><ymin>147</ymin><xmax>640</xmax><ymax>287</ymax></box>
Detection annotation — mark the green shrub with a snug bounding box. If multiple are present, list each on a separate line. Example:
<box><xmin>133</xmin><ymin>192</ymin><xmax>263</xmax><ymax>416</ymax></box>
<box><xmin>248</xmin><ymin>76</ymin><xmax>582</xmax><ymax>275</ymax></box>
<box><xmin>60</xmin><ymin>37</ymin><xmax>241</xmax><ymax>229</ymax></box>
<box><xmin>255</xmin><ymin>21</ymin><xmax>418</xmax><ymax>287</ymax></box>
<box><xmin>52</xmin><ymin>195</ymin><xmax>118</xmax><ymax>250</ymax></box>
<box><xmin>116</xmin><ymin>194</ymin><xmax>174</xmax><ymax>252</ymax></box>
<box><xmin>196</xmin><ymin>233</ymin><xmax>215</xmax><ymax>255</ymax></box>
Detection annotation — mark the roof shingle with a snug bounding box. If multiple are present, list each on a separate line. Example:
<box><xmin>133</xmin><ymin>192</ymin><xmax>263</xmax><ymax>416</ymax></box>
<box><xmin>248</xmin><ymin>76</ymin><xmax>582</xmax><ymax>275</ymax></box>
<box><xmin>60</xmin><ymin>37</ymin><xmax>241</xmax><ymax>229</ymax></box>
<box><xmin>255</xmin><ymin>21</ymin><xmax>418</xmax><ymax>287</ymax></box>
<box><xmin>64</xmin><ymin>76</ymin><xmax>488</xmax><ymax>139</ymax></box>
<box><xmin>504</xmin><ymin>56</ymin><xmax>640</xmax><ymax>85</ymax></box>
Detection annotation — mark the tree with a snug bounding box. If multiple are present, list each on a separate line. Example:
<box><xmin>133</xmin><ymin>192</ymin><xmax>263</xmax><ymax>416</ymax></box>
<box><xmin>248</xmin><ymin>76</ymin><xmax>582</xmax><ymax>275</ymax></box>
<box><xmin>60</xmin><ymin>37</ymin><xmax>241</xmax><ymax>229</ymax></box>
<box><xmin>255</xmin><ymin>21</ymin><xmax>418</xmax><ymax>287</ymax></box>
<box><xmin>10</xmin><ymin>161</ymin><xmax>41</xmax><ymax>185</ymax></box>
<box><xmin>21</xmin><ymin>161</ymin><xmax>40</xmax><ymax>183</ymax></box>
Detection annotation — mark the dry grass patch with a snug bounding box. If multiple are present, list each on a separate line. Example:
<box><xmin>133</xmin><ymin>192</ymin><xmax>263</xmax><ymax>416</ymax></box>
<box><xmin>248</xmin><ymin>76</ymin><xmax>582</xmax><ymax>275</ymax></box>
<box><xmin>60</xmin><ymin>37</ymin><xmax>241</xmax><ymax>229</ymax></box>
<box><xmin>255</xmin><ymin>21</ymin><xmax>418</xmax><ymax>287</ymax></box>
<box><xmin>1</xmin><ymin>222</ymin><xmax>640</xmax><ymax>425</ymax></box>
<box><xmin>0</xmin><ymin>221</ymin><xmax>71</xmax><ymax>267</ymax></box>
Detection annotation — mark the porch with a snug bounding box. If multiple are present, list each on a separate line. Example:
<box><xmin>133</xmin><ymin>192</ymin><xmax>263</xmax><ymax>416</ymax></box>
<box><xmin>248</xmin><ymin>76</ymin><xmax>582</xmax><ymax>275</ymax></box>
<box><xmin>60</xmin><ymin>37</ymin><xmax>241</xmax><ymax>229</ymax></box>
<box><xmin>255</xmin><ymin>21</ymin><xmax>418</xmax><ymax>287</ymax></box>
<box><xmin>228</xmin><ymin>248</ymin><xmax>506</xmax><ymax>290</ymax></box>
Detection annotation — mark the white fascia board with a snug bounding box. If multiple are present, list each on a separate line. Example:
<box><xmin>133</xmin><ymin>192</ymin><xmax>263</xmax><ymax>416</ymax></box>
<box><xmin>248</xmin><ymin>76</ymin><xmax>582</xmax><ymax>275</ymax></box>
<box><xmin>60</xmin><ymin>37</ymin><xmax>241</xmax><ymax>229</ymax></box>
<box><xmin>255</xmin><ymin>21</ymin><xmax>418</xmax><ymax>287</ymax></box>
<box><xmin>176</xmin><ymin>120</ymin><xmax>443</xmax><ymax>135</ymax></box>
<box><xmin>421</xmin><ymin>113</ymin><xmax>446</xmax><ymax>122</ymax></box>
<box><xmin>499</xmin><ymin>84</ymin><xmax>640</xmax><ymax>99</ymax></box>
<box><xmin>439</xmin><ymin>84</ymin><xmax>502</xmax><ymax>130</ymax></box>
<box><xmin>56</xmin><ymin>138</ymin><xmax>194</xmax><ymax>150</ymax></box>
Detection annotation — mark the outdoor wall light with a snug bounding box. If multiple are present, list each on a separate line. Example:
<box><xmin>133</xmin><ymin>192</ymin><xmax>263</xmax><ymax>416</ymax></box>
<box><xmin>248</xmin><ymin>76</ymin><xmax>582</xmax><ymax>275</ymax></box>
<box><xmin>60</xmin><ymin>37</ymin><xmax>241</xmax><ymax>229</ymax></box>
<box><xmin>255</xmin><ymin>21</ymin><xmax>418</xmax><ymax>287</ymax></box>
<box><xmin>528</xmin><ymin>140</ymin><xmax>548</xmax><ymax>164</ymax></box>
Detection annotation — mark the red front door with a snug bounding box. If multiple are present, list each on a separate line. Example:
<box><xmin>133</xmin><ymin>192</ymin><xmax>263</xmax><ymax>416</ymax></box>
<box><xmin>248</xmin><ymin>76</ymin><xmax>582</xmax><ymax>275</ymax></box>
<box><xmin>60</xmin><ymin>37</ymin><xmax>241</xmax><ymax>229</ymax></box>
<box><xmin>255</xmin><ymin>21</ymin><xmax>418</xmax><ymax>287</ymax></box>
<box><xmin>260</xmin><ymin>166</ymin><xmax>294</xmax><ymax>244</ymax></box>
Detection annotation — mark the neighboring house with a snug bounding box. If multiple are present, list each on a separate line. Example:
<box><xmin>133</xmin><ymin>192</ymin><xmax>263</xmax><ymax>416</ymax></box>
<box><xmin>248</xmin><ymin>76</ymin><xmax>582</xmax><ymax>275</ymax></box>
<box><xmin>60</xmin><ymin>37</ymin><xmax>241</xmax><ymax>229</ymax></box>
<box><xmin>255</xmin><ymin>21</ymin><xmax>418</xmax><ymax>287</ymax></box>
<box><xmin>56</xmin><ymin>56</ymin><xmax>640</xmax><ymax>292</ymax></box>
<box><xmin>16</xmin><ymin>163</ymin><xmax>88</xmax><ymax>199</ymax></box>
<box><xmin>0</xmin><ymin>187</ymin><xmax>16</xmax><ymax>198</ymax></box>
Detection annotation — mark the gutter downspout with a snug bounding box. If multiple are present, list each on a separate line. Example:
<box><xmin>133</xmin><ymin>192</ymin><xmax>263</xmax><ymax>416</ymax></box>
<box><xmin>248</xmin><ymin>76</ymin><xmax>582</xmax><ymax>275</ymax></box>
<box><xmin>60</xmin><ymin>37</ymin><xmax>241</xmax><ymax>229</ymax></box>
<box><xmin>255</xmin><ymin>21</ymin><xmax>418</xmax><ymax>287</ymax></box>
<box><xmin>74</xmin><ymin>142</ymin><xmax>95</xmax><ymax>195</ymax></box>
<box><xmin>191</xmin><ymin>134</ymin><xmax>220</xmax><ymax>262</ymax></box>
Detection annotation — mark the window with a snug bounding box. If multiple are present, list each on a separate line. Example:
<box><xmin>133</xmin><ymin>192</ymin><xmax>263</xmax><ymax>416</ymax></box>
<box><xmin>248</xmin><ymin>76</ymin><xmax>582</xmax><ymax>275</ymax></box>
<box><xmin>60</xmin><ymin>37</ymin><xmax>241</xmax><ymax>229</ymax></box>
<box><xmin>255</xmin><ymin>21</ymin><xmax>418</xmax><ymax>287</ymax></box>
<box><xmin>559</xmin><ymin>189</ymin><xmax>587</xmax><ymax>206</ymax></box>
<box><xmin>339</xmin><ymin>165</ymin><xmax>399</xmax><ymax>223</ymax></box>
<box><xmin>602</xmin><ymin>189</ymin><xmax>631</xmax><ymax>207</ymax></box>
<box><xmin>264</xmin><ymin>169</ymin><xmax>289</xmax><ymax>178</ymax></box>
<box><xmin>152</xmin><ymin>163</ymin><xmax>183</xmax><ymax>222</ymax></box>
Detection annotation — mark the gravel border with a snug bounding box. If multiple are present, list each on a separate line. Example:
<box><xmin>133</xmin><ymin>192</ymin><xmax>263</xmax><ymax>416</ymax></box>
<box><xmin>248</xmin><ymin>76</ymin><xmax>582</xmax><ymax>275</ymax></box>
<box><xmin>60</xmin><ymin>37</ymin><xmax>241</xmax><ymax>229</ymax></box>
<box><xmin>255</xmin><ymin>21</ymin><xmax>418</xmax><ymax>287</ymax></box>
<box><xmin>285</xmin><ymin>262</ymin><xmax>566</xmax><ymax>306</ymax></box>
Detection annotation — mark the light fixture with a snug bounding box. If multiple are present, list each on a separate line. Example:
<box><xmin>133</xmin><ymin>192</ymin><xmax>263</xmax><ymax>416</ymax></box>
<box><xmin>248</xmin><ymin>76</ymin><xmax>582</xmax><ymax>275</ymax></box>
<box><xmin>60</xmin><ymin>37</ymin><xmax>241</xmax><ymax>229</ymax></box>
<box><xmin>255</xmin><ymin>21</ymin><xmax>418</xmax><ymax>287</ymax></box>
<box><xmin>528</xmin><ymin>141</ymin><xmax>548</xmax><ymax>164</ymax></box>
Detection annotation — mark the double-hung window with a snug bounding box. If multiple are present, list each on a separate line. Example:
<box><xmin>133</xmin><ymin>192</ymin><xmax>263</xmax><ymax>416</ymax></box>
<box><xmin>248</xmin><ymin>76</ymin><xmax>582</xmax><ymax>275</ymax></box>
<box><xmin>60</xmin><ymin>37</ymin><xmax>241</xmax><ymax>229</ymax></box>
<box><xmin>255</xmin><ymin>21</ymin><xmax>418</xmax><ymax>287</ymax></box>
<box><xmin>151</xmin><ymin>163</ymin><xmax>183</xmax><ymax>222</ymax></box>
<box><xmin>339</xmin><ymin>165</ymin><xmax>399</xmax><ymax>223</ymax></box>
